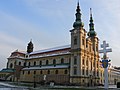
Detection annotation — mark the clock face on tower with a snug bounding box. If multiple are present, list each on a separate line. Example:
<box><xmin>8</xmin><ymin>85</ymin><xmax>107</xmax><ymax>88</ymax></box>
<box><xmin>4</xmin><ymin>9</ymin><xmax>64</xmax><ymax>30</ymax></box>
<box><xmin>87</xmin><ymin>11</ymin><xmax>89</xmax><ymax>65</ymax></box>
<box><xmin>74</xmin><ymin>30</ymin><xmax>77</xmax><ymax>33</ymax></box>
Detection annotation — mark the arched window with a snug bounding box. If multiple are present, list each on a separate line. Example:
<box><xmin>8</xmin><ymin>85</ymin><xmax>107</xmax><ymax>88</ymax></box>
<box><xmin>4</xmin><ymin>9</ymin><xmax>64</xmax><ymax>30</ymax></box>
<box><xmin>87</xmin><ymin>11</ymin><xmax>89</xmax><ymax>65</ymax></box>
<box><xmin>69</xmin><ymin>58</ymin><xmax>71</xmax><ymax>62</ymax></box>
<box><xmin>96</xmin><ymin>45</ymin><xmax>98</xmax><ymax>51</ymax></box>
<box><xmin>24</xmin><ymin>62</ymin><xmax>26</xmax><ymax>67</ymax></box>
<box><xmin>55</xmin><ymin>70</ymin><xmax>58</xmax><ymax>74</ymax></box>
<box><xmin>97</xmin><ymin>62</ymin><xmax>98</xmax><ymax>68</ymax></box>
<box><xmin>64</xmin><ymin>70</ymin><xmax>68</xmax><ymax>74</ymax></box>
<box><xmin>93</xmin><ymin>71</ymin><xmax>95</xmax><ymax>76</ymax></box>
<box><xmin>34</xmin><ymin>61</ymin><xmax>36</xmax><ymax>66</ymax></box>
<box><xmin>93</xmin><ymin>62</ymin><xmax>95</xmax><ymax>67</ymax></box>
<box><xmin>61</xmin><ymin>58</ymin><xmax>64</xmax><ymax>64</ymax></box>
<box><xmin>74</xmin><ymin>67</ymin><xmax>77</xmax><ymax>75</ymax></box>
<box><xmin>97</xmin><ymin>71</ymin><xmax>99</xmax><ymax>76</ymax></box>
<box><xmin>39</xmin><ymin>61</ymin><xmax>42</xmax><ymax>65</ymax></box>
<box><xmin>19</xmin><ymin>62</ymin><xmax>21</xmax><ymax>66</ymax></box>
<box><xmin>74</xmin><ymin>56</ymin><xmax>77</xmax><ymax>65</ymax></box>
<box><xmin>28</xmin><ymin>62</ymin><xmax>30</xmax><ymax>66</ymax></box>
<box><xmin>86</xmin><ymin>69</ymin><xmax>88</xmax><ymax>75</ymax></box>
<box><xmin>82</xmin><ymin>38</ymin><xmax>84</xmax><ymax>45</ymax></box>
<box><xmin>10</xmin><ymin>63</ymin><xmax>13</xmax><ymax>68</ymax></box>
<box><xmin>46</xmin><ymin>60</ymin><xmax>49</xmax><ymax>65</ymax></box>
<box><xmin>53</xmin><ymin>59</ymin><xmax>56</xmax><ymax>65</ymax></box>
<box><xmin>86</xmin><ymin>60</ymin><xmax>88</xmax><ymax>66</ymax></box>
<box><xmin>83</xmin><ymin>79</ymin><xmax>84</xmax><ymax>83</ymax></box>
<box><xmin>74</xmin><ymin>37</ymin><xmax>77</xmax><ymax>45</ymax></box>
<box><xmin>82</xmin><ymin>59</ymin><xmax>85</xmax><ymax>65</ymax></box>
<box><xmin>91</xmin><ymin>61</ymin><xmax>92</xmax><ymax>70</ymax></box>
<box><xmin>23</xmin><ymin>71</ymin><xmax>24</xmax><ymax>74</ymax></box>
<box><xmin>47</xmin><ymin>70</ymin><xmax>50</xmax><ymax>74</ymax></box>
<box><xmin>14</xmin><ymin>61</ymin><xmax>16</xmax><ymax>65</ymax></box>
<box><xmin>82</xmin><ymin>68</ymin><xmax>84</xmax><ymax>75</ymax></box>
<box><xmin>34</xmin><ymin>71</ymin><xmax>36</xmax><ymax>74</ymax></box>
<box><xmin>40</xmin><ymin>70</ymin><xmax>42</xmax><ymax>74</ymax></box>
<box><xmin>28</xmin><ymin>71</ymin><xmax>30</xmax><ymax>74</ymax></box>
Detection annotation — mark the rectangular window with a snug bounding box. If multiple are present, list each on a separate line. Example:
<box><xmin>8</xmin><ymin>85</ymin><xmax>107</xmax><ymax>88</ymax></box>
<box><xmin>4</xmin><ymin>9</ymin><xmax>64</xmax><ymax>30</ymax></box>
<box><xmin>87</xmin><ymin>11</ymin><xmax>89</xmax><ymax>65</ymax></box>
<box><xmin>86</xmin><ymin>44</ymin><xmax>88</xmax><ymax>48</ymax></box>
<box><xmin>97</xmin><ymin>71</ymin><xmax>99</xmax><ymax>76</ymax></box>
<box><xmin>82</xmin><ymin>68</ymin><xmax>84</xmax><ymax>75</ymax></box>
<box><xmin>64</xmin><ymin>70</ymin><xmax>68</xmax><ymax>74</ymax></box>
<box><xmin>28</xmin><ymin>71</ymin><xmax>30</xmax><ymax>74</ymax></box>
<box><xmin>82</xmin><ymin>38</ymin><xmax>84</xmax><ymax>45</ymax></box>
<box><xmin>89</xmin><ymin>44</ymin><xmax>91</xmax><ymax>52</ymax></box>
<box><xmin>97</xmin><ymin>62</ymin><xmax>98</xmax><ymax>68</ymax></box>
<box><xmin>40</xmin><ymin>70</ymin><xmax>43</xmax><ymax>74</ymax></box>
<box><xmin>86</xmin><ymin>60</ymin><xmax>88</xmax><ymax>66</ymax></box>
<box><xmin>34</xmin><ymin>71</ymin><xmax>36</xmax><ymax>74</ymax></box>
<box><xmin>74</xmin><ymin>36</ymin><xmax>77</xmax><ymax>45</ymax></box>
<box><xmin>96</xmin><ymin>45</ymin><xmax>98</xmax><ymax>51</ymax></box>
<box><xmin>86</xmin><ymin>69</ymin><xmax>88</xmax><ymax>76</ymax></box>
<box><xmin>86</xmin><ymin>40</ymin><xmax>88</xmax><ymax>48</ymax></box>
<box><xmin>74</xmin><ymin>56</ymin><xmax>77</xmax><ymax>65</ymax></box>
<box><xmin>39</xmin><ymin>61</ymin><xmax>42</xmax><ymax>66</ymax></box>
<box><xmin>74</xmin><ymin>67</ymin><xmax>77</xmax><ymax>75</ymax></box>
<box><xmin>48</xmin><ymin>70</ymin><xmax>50</xmax><ymax>74</ymax></box>
<box><xmin>93</xmin><ymin>71</ymin><xmax>95</xmax><ymax>76</ymax></box>
<box><xmin>91</xmin><ymin>61</ymin><xmax>92</xmax><ymax>70</ymax></box>
<box><xmin>93</xmin><ymin>62</ymin><xmax>95</xmax><ymax>67</ymax></box>
<box><xmin>23</xmin><ymin>71</ymin><xmax>24</xmax><ymax>75</ymax></box>
<box><xmin>82</xmin><ymin>59</ymin><xmax>85</xmax><ymax>65</ymax></box>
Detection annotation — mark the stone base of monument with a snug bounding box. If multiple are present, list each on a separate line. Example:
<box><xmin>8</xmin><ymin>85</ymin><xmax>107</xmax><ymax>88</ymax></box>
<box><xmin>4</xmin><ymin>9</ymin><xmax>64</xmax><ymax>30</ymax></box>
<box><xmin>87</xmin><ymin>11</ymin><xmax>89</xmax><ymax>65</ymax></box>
<box><xmin>117</xmin><ymin>82</ymin><xmax>120</xmax><ymax>88</ymax></box>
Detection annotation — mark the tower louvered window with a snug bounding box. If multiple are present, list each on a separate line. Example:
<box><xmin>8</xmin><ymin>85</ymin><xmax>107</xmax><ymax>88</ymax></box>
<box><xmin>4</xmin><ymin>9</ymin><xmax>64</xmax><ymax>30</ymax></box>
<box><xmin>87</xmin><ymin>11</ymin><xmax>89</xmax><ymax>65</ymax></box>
<box><xmin>74</xmin><ymin>56</ymin><xmax>77</xmax><ymax>65</ymax></box>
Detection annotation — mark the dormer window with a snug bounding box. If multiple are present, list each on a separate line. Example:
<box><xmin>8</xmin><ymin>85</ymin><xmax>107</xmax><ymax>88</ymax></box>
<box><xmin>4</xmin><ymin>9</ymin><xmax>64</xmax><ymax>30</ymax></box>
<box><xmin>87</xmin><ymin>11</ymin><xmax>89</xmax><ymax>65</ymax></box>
<box><xmin>25</xmin><ymin>54</ymin><xmax>29</xmax><ymax>58</ymax></box>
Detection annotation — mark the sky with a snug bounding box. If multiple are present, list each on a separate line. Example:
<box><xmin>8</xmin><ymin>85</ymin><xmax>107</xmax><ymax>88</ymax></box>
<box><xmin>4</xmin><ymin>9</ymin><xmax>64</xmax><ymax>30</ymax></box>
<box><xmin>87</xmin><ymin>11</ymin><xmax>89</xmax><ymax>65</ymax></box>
<box><xmin>0</xmin><ymin>0</ymin><xmax>120</xmax><ymax>70</ymax></box>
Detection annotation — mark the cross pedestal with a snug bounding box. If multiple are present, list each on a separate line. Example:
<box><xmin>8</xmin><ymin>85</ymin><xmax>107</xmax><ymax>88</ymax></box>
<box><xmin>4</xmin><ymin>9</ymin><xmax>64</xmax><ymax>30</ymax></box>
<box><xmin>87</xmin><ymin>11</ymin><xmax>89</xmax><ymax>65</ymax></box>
<box><xmin>99</xmin><ymin>41</ymin><xmax>112</xmax><ymax>90</ymax></box>
<box><xmin>104</xmin><ymin>68</ymin><xmax>108</xmax><ymax>89</ymax></box>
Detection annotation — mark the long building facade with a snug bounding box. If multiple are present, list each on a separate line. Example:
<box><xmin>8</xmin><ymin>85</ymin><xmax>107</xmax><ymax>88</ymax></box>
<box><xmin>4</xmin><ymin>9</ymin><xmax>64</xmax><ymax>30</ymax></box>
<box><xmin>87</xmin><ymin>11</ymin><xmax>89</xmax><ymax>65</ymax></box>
<box><xmin>0</xmin><ymin>2</ymin><xmax>119</xmax><ymax>86</ymax></box>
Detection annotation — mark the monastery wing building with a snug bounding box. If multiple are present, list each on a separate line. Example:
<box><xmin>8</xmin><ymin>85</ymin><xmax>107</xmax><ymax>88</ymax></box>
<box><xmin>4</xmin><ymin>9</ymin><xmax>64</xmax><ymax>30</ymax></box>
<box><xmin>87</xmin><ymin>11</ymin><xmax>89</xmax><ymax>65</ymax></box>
<box><xmin>0</xmin><ymin>2</ymin><xmax>120</xmax><ymax>86</ymax></box>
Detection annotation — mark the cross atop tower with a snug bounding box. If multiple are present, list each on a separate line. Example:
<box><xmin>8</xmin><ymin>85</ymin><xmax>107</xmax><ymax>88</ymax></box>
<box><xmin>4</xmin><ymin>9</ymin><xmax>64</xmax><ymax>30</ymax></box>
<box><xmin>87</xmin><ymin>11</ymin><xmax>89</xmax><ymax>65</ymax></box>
<box><xmin>99</xmin><ymin>40</ymin><xmax>112</xmax><ymax>59</ymax></box>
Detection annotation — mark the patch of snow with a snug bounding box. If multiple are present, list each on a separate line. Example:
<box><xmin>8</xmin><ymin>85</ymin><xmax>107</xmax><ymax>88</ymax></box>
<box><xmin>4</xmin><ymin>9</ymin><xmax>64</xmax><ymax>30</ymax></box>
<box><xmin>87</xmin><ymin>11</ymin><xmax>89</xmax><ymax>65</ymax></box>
<box><xmin>28</xmin><ymin>51</ymin><xmax>70</xmax><ymax>59</ymax></box>
<box><xmin>30</xmin><ymin>45</ymin><xmax>70</xmax><ymax>55</ymax></box>
<box><xmin>22</xmin><ymin>65</ymin><xmax>69</xmax><ymax>70</ymax></box>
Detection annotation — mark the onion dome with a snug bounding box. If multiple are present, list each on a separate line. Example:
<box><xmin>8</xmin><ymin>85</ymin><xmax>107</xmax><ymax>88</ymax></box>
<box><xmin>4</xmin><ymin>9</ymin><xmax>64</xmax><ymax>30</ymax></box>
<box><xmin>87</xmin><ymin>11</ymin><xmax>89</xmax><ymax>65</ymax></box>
<box><xmin>88</xmin><ymin>8</ymin><xmax>97</xmax><ymax>37</ymax></box>
<box><xmin>73</xmin><ymin>2</ymin><xmax>84</xmax><ymax>29</ymax></box>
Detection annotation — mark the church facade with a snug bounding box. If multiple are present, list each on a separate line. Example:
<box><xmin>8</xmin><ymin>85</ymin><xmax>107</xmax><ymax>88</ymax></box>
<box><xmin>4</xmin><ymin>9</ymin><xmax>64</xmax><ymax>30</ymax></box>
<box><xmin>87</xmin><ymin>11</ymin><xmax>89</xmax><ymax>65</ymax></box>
<box><xmin>1</xmin><ymin>2</ymin><xmax>101</xmax><ymax>86</ymax></box>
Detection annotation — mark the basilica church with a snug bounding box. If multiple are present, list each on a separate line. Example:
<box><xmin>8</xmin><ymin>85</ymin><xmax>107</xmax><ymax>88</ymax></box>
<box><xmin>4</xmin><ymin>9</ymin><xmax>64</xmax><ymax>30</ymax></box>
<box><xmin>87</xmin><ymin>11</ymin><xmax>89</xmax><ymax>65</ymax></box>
<box><xmin>0</xmin><ymin>2</ymin><xmax>102</xmax><ymax>86</ymax></box>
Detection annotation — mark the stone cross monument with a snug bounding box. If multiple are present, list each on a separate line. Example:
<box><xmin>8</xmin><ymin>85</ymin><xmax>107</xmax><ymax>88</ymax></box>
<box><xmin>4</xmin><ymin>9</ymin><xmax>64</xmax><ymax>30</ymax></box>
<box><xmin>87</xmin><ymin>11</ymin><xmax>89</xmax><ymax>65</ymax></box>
<box><xmin>99</xmin><ymin>41</ymin><xmax>112</xmax><ymax>89</ymax></box>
